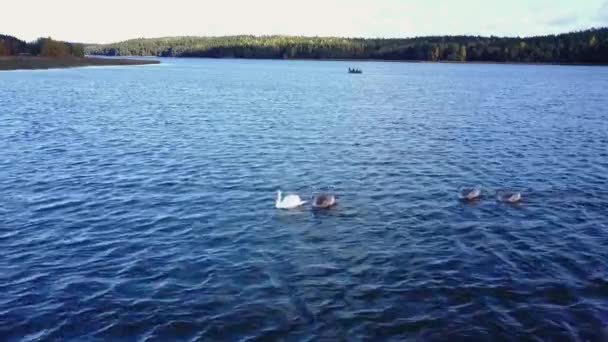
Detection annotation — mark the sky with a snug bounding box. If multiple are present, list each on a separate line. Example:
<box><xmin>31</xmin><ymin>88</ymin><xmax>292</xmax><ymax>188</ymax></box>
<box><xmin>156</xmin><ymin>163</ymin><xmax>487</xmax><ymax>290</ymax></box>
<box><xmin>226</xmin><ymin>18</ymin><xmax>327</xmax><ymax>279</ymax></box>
<box><xmin>2</xmin><ymin>0</ymin><xmax>608</xmax><ymax>43</ymax></box>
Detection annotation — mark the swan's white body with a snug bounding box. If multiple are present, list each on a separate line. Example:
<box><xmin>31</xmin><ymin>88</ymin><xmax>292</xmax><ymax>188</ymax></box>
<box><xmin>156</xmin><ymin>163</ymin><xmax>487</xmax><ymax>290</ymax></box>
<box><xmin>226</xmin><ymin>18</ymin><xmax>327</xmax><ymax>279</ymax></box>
<box><xmin>275</xmin><ymin>190</ymin><xmax>306</xmax><ymax>209</ymax></box>
<box><xmin>502</xmin><ymin>192</ymin><xmax>522</xmax><ymax>203</ymax></box>
<box><xmin>460</xmin><ymin>188</ymin><xmax>481</xmax><ymax>201</ymax></box>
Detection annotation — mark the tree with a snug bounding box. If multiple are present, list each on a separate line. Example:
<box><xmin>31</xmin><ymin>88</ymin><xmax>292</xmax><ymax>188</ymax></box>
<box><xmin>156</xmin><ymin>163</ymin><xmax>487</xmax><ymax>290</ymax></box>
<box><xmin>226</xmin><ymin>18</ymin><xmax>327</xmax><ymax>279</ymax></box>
<box><xmin>427</xmin><ymin>45</ymin><xmax>440</xmax><ymax>61</ymax></box>
<box><xmin>39</xmin><ymin>38</ymin><xmax>70</xmax><ymax>57</ymax></box>
<box><xmin>0</xmin><ymin>34</ymin><xmax>28</xmax><ymax>55</ymax></box>
<box><xmin>82</xmin><ymin>27</ymin><xmax>608</xmax><ymax>64</ymax></box>
<box><xmin>70</xmin><ymin>44</ymin><xmax>85</xmax><ymax>57</ymax></box>
<box><xmin>0</xmin><ymin>41</ymin><xmax>9</xmax><ymax>56</ymax></box>
<box><xmin>459</xmin><ymin>45</ymin><xmax>467</xmax><ymax>61</ymax></box>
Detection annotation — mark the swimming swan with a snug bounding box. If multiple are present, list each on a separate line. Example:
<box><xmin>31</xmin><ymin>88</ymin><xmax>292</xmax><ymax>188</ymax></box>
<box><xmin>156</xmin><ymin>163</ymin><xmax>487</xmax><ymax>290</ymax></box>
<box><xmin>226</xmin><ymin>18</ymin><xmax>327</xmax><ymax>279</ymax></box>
<box><xmin>500</xmin><ymin>192</ymin><xmax>522</xmax><ymax>203</ymax></box>
<box><xmin>459</xmin><ymin>188</ymin><xmax>481</xmax><ymax>201</ymax></box>
<box><xmin>275</xmin><ymin>190</ymin><xmax>306</xmax><ymax>209</ymax></box>
<box><xmin>312</xmin><ymin>193</ymin><xmax>337</xmax><ymax>209</ymax></box>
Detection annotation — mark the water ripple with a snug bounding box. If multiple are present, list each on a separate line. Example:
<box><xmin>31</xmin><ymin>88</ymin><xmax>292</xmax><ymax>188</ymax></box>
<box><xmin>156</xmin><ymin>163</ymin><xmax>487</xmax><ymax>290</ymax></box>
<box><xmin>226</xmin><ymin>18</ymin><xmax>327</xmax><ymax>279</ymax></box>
<box><xmin>1</xmin><ymin>60</ymin><xmax>608</xmax><ymax>340</ymax></box>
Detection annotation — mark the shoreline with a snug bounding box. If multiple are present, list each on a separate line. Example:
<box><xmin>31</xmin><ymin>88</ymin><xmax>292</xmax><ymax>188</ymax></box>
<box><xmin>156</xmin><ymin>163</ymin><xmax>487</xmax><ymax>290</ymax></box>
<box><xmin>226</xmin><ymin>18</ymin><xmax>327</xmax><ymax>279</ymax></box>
<box><xmin>90</xmin><ymin>55</ymin><xmax>608</xmax><ymax>67</ymax></box>
<box><xmin>0</xmin><ymin>56</ymin><xmax>160</xmax><ymax>71</ymax></box>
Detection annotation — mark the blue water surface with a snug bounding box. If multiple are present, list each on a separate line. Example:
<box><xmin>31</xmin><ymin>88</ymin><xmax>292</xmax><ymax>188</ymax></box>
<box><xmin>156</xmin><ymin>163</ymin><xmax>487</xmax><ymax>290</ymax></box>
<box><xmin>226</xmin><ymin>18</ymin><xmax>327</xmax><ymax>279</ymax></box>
<box><xmin>1</xmin><ymin>58</ymin><xmax>608</xmax><ymax>341</ymax></box>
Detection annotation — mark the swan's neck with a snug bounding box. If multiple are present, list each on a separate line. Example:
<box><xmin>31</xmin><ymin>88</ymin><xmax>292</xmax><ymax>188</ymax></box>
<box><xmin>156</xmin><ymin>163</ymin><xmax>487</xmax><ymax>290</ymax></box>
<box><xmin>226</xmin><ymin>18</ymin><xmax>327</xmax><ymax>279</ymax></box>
<box><xmin>276</xmin><ymin>191</ymin><xmax>282</xmax><ymax>205</ymax></box>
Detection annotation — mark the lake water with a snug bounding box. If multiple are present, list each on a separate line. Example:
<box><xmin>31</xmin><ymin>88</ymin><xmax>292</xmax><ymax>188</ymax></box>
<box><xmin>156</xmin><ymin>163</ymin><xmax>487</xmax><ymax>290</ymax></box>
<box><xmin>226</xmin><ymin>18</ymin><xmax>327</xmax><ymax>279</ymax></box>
<box><xmin>1</xmin><ymin>58</ymin><xmax>608</xmax><ymax>341</ymax></box>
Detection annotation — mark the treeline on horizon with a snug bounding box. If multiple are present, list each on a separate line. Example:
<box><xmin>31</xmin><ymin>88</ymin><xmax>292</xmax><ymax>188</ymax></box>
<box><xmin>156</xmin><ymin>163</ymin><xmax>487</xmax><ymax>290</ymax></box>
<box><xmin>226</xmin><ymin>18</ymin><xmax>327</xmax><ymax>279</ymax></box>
<box><xmin>0</xmin><ymin>35</ymin><xmax>84</xmax><ymax>58</ymax></box>
<box><xmin>85</xmin><ymin>28</ymin><xmax>608</xmax><ymax>64</ymax></box>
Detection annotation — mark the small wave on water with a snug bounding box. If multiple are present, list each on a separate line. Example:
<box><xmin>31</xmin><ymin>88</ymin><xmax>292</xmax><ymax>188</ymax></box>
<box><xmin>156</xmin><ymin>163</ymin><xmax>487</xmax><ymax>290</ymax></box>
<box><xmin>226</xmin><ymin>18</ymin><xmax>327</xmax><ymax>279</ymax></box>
<box><xmin>1</xmin><ymin>59</ymin><xmax>608</xmax><ymax>340</ymax></box>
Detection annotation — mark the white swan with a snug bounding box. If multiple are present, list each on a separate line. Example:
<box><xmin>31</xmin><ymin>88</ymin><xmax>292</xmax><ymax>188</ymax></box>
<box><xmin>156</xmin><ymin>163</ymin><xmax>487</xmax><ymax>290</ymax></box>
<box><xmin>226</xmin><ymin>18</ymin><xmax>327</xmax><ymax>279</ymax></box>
<box><xmin>275</xmin><ymin>190</ymin><xmax>306</xmax><ymax>209</ymax></box>
<box><xmin>459</xmin><ymin>188</ymin><xmax>481</xmax><ymax>201</ymax></box>
<box><xmin>501</xmin><ymin>192</ymin><xmax>522</xmax><ymax>203</ymax></box>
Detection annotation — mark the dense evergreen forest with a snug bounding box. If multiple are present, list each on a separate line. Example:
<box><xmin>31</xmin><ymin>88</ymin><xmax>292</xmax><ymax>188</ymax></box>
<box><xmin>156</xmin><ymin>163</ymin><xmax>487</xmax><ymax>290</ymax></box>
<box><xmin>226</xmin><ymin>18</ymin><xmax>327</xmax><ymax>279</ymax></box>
<box><xmin>0</xmin><ymin>35</ymin><xmax>84</xmax><ymax>57</ymax></box>
<box><xmin>85</xmin><ymin>28</ymin><xmax>608</xmax><ymax>64</ymax></box>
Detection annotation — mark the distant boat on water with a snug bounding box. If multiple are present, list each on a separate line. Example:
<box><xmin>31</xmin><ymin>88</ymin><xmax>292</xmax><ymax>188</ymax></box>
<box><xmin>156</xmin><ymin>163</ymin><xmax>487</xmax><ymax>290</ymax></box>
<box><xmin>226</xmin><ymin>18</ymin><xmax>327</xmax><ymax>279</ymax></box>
<box><xmin>348</xmin><ymin>68</ymin><xmax>362</xmax><ymax>74</ymax></box>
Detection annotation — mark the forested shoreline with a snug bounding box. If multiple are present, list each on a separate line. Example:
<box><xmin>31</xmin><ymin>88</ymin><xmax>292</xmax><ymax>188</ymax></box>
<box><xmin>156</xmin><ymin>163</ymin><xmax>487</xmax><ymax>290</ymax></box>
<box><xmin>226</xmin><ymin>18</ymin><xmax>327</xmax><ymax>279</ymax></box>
<box><xmin>85</xmin><ymin>28</ymin><xmax>608</xmax><ymax>64</ymax></box>
<box><xmin>4</xmin><ymin>28</ymin><xmax>607</xmax><ymax>65</ymax></box>
<box><xmin>0</xmin><ymin>35</ymin><xmax>158</xmax><ymax>70</ymax></box>
<box><xmin>0</xmin><ymin>35</ymin><xmax>84</xmax><ymax>57</ymax></box>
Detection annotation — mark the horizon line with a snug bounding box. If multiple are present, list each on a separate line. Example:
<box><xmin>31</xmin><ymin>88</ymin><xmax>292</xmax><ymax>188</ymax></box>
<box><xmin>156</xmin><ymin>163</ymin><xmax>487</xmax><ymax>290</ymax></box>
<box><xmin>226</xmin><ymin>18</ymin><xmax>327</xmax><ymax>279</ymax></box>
<box><xmin>4</xmin><ymin>26</ymin><xmax>607</xmax><ymax>45</ymax></box>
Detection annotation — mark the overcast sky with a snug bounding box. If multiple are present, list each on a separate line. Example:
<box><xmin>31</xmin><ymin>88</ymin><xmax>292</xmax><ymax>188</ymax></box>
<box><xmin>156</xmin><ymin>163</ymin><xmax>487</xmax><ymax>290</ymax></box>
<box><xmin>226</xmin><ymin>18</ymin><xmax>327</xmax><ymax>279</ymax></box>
<box><xmin>3</xmin><ymin>0</ymin><xmax>608</xmax><ymax>43</ymax></box>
